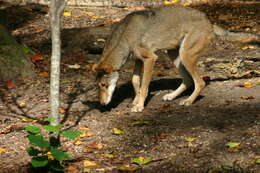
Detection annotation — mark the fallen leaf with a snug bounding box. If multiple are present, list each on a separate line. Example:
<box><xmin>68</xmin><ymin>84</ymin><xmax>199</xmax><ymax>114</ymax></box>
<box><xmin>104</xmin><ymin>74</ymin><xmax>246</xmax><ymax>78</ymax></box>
<box><xmin>158</xmin><ymin>134</ymin><xmax>167</xmax><ymax>139</ymax></box>
<box><xmin>225</xmin><ymin>142</ymin><xmax>240</xmax><ymax>152</ymax></box>
<box><xmin>17</xmin><ymin>101</ymin><xmax>26</xmax><ymax>108</ymax></box>
<box><xmin>163</xmin><ymin>0</ymin><xmax>179</xmax><ymax>5</ymax></box>
<box><xmin>45</xmin><ymin>152</ymin><xmax>54</xmax><ymax>160</ymax></box>
<box><xmin>38</xmin><ymin>72</ymin><xmax>49</xmax><ymax>77</ymax></box>
<box><xmin>185</xmin><ymin>137</ymin><xmax>196</xmax><ymax>142</ymax></box>
<box><xmin>5</xmin><ymin>80</ymin><xmax>15</xmax><ymax>89</ymax></box>
<box><xmin>256</xmin><ymin>158</ymin><xmax>260</xmax><ymax>164</ymax></box>
<box><xmin>21</xmin><ymin>118</ymin><xmax>38</xmax><ymax>123</ymax></box>
<box><xmin>238</xmin><ymin>81</ymin><xmax>253</xmax><ymax>88</ymax></box>
<box><xmin>87</xmin><ymin>142</ymin><xmax>103</xmax><ymax>149</ymax></box>
<box><xmin>83</xmin><ymin>160</ymin><xmax>100</xmax><ymax>167</ymax></box>
<box><xmin>0</xmin><ymin>148</ymin><xmax>8</xmax><ymax>154</ymax></box>
<box><xmin>63</xmin><ymin>11</ymin><xmax>72</xmax><ymax>16</ymax></box>
<box><xmin>67</xmin><ymin>64</ymin><xmax>81</xmax><ymax>69</ymax></box>
<box><xmin>74</xmin><ymin>140</ymin><xmax>84</xmax><ymax>145</ymax></box>
<box><xmin>31</xmin><ymin>53</ymin><xmax>44</xmax><ymax>63</ymax></box>
<box><xmin>83</xmin><ymin>148</ymin><xmax>94</xmax><ymax>153</ymax></box>
<box><xmin>113</xmin><ymin>128</ymin><xmax>124</xmax><ymax>135</ymax></box>
<box><xmin>240</xmin><ymin>96</ymin><xmax>255</xmax><ymax>100</ymax></box>
<box><xmin>80</xmin><ymin>133</ymin><xmax>94</xmax><ymax>138</ymax></box>
<box><xmin>132</xmin><ymin>156</ymin><xmax>153</xmax><ymax>165</ymax></box>
<box><xmin>59</xmin><ymin>107</ymin><xmax>66</xmax><ymax>114</ymax></box>
<box><xmin>225</xmin><ymin>142</ymin><xmax>240</xmax><ymax>148</ymax></box>
<box><xmin>242</xmin><ymin>45</ymin><xmax>255</xmax><ymax>50</ymax></box>
<box><xmin>102</xmin><ymin>153</ymin><xmax>114</xmax><ymax>158</ymax></box>
<box><xmin>79</xmin><ymin>127</ymin><xmax>90</xmax><ymax>131</ymax></box>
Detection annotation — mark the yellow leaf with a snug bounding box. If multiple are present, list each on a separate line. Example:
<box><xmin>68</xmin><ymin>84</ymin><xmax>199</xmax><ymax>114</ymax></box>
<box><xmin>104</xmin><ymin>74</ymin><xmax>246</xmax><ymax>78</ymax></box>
<box><xmin>79</xmin><ymin>127</ymin><xmax>91</xmax><ymax>131</ymax></box>
<box><xmin>163</xmin><ymin>0</ymin><xmax>179</xmax><ymax>5</ymax></box>
<box><xmin>243</xmin><ymin>81</ymin><xmax>253</xmax><ymax>88</ymax></box>
<box><xmin>242</xmin><ymin>45</ymin><xmax>255</xmax><ymax>50</ymax></box>
<box><xmin>102</xmin><ymin>153</ymin><xmax>114</xmax><ymax>158</ymax></box>
<box><xmin>67</xmin><ymin>64</ymin><xmax>81</xmax><ymax>69</ymax></box>
<box><xmin>0</xmin><ymin>148</ymin><xmax>8</xmax><ymax>154</ymax></box>
<box><xmin>185</xmin><ymin>137</ymin><xmax>196</xmax><ymax>142</ymax></box>
<box><xmin>80</xmin><ymin>133</ymin><xmax>94</xmax><ymax>138</ymax></box>
<box><xmin>96</xmin><ymin>143</ymin><xmax>104</xmax><ymax>149</ymax></box>
<box><xmin>45</xmin><ymin>152</ymin><xmax>54</xmax><ymax>160</ymax></box>
<box><xmin>21</xmin><ymin>118</ymin><xmax>38</xmax><ymax>123</ymax></box>
<box><xmin>63</xmin><ymin>11</ymin><xmax>72</xmax><ymax>16</ymax></box>
<box><xmin>83</xmin><ymin>160</ymin><xmax>100</xmax><ymax>167</ymax></box>
<box><xmin>74</xmin><ymin>140</ymin><xmax>84</xmax><ymax>145</ymax></box>
<box><xmin>117</xmin><ymin>166</ymin><xmax>139</xmax><ymax>172</ymax></box>
<box><xmin>113</xmin><ymin>128</ymin><xmax>124</xmax><ymax>135</ymax></box>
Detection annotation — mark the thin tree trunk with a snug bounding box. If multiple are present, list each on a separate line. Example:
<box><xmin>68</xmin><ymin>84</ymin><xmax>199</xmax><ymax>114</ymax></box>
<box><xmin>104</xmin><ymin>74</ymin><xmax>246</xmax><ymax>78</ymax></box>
<box><xmin>50</xmin><ymin>0</ymin><xmax>65</xmax><ymax>126</ymax></box>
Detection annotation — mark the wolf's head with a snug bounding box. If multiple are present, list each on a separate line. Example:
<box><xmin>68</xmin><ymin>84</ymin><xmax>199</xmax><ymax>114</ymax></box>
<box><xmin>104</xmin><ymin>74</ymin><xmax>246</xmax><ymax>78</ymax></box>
<box><xmin>92</xmin><ymin>63</ymin><xmax>119</xmax><ymax>105</ymax></box>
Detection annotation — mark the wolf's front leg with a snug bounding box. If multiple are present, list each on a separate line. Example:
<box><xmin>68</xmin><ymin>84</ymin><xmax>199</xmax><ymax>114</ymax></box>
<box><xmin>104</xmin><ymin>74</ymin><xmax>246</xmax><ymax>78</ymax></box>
<box><xmin>131</xmin><ymin>48</ymin><xmax>157</xmax><ymax>112</ymax></box>
<box><xmin>132</xmin><ymin>59</ymin><xmax>142</xmax><ymax>106</ymax></box>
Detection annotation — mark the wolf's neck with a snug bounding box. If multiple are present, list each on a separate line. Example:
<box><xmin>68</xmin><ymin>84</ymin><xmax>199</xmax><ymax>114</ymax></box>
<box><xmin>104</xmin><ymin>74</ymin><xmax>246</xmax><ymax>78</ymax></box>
<box><xmin>102</xmin><ymin>38</ymin><xmax>130</xmax><ymax>71</ymax></box>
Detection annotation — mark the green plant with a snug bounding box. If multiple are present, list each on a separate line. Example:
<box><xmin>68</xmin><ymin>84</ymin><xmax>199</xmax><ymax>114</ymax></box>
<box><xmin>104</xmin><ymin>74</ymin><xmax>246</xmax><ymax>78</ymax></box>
<box><xmin>25</xmin><ymin>117</ymin><xmax>81</xmax><ymax>172</ymax></box>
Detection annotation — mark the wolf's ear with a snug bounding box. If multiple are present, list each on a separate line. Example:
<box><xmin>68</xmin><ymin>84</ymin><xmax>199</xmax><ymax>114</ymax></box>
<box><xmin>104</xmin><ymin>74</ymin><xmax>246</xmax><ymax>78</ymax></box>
<box><xmin>91</xmin><ymin>64</ymin><xmax>98</xmax><ymax>72</ymax></box>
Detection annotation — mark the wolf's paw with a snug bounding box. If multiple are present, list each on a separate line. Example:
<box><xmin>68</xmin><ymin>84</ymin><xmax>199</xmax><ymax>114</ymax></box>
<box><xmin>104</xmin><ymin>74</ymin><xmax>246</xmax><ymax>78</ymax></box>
<box><xmin>132</xmin><ymin>96</ymin><xmax>139</xmax><ymax>106</ymax></box>
<box><xmin>179</xmin><ymin>99</ymin><xmax>193</xmax><ymax>106</ymax></box>
<box><xmin>162</xmin><ymin>93</ymin><xmax>176</xmax><ymax>101</ymax></box>
<box><xmin>131</xmin><ymin>105</ymin><xmax>144</xmax><ymax>112</ymax></box>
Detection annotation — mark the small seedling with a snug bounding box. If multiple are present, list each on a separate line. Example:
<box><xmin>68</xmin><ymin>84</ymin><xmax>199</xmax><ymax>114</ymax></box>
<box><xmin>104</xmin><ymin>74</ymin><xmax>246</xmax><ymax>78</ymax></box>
<box><xmin>25</xmin><ymin>117</ymin><xmax>81</xmax><ymax>172</ymax></box>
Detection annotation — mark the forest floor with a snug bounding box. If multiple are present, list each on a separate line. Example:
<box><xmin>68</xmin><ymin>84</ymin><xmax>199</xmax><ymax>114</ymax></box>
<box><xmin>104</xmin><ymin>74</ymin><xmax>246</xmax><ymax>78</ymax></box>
<box><xmin>0</xmin><ymin>0</ymin><xmax>259</xmax><ymax>173</ymax></box>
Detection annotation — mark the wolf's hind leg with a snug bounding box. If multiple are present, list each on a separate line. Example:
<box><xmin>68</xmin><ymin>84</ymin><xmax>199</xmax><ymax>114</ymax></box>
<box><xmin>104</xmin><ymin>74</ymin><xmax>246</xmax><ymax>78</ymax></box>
<box><xmin>163</xmin><ymin>54</ymin><xmax>193</xmax><ymax>101</ymax></box>
<box><xmin>178</xmin><ymin>30</ymin><xmax>212</xmax><ymax>105</ymax></box>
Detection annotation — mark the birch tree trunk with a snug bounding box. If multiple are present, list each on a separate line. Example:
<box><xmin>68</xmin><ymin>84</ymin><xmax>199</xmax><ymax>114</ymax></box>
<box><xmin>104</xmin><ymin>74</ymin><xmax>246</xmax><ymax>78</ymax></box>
<box><xmin>50</xmin><ymin>0</ymin><xmax>65</xmax><ymax>126</ymax></box>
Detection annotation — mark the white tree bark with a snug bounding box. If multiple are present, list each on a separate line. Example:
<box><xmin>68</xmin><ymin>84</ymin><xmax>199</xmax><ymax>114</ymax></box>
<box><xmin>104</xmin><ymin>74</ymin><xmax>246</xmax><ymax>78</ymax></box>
<box><xmin>50</xmin><ymin>0</ymin><xmax>65</xmax><ymax>126</ymax></box>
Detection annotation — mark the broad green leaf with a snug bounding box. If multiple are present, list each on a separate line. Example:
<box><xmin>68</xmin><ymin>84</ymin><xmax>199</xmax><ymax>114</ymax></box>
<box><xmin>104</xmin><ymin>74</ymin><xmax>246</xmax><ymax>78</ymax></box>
<box><xmin>28</xmin><ymin>134</ymin><xmax>50</xmax><ymax>149</ymax></box>
<box><xmin>43</xmin><ymin>124</ymin><xmax>62</xmax><ymax>133</ymax></box>
<box><xmin>256</xmin><ymin>158</ymin><xmax>260</xmax><ymax>164</ymax></box>
<box><xmin>225</xmin><ymin>142</ymin><xmax>240</xmax><ymax>148</ymax></box>
<box><xmin>185</xmin><ymin>137</ymin><xmax>196</xmax><ymax>142</ymax></box>
<box><xmin>132</xmin><ymin>120</ymin><xmax>151</xmax><ymax>126</ymax></box>
<box><xmin>31</xmin><ymin>156</ymin><xmax>48</xmax><ymax>167</ymax></box>
<box><xmin>50</xmin><ymin>148</ymin><xmax>71</xmax><ymax>161</ymax></box>
<box><xmin>44</xmin><ymin>117</ymin><xmax>55</xmax><ymax>123</ymax></box>
<box><xmin>25</xmin><ymin>125</ymin><xmax>41</xmax><ymax>134</ymax></box>
<box><xmin>62</xmin><ymin>130</ymin><xmax>81</xmax><ymax>139</ymax></box>
<box><xmin>27</xmin><ymin>147</ymin><xmax>41</xmax><ymax>156</ymax></box>
<box><xmin>132</xmin><ymin>156</ymin><xmax>153</xmax><ymax>165</ymax></box>
<box><xmin>113</xmin><ymin>128</ymin><xmax>124</xmax><ymax>135</ymax></box>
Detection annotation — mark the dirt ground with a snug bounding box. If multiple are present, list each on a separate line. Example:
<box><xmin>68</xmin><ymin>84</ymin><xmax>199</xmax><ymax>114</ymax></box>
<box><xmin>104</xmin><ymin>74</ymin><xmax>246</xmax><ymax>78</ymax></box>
<box><xmin>0</xmin><ymin>1</ymin><xmax>259</xmax><ymax>173</ymax></box>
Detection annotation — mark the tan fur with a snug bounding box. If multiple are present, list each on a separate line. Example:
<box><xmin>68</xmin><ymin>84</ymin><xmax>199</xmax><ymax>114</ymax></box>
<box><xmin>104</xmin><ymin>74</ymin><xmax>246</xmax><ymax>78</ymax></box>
<box><xmin>95</xmin><ymin>5</ymin><xmax>259</xmax><ymax>112</ymax></box>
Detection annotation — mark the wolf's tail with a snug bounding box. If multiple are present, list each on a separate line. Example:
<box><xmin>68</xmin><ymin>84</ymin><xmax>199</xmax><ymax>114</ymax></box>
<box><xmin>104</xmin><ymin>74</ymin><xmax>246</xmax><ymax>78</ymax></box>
<box><xmin>213</xmin><ymin>25</ymin><xmax>260</xmax><ymax>44</ymax></box>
